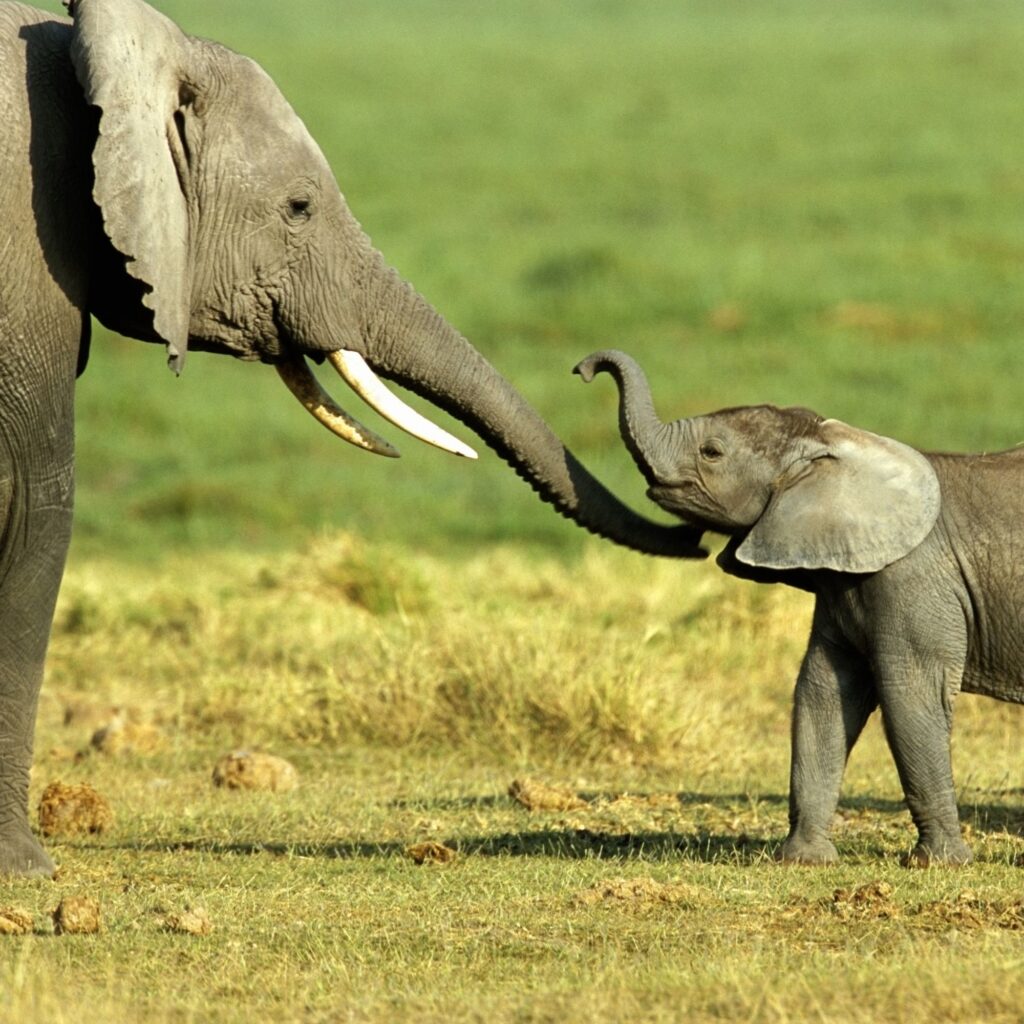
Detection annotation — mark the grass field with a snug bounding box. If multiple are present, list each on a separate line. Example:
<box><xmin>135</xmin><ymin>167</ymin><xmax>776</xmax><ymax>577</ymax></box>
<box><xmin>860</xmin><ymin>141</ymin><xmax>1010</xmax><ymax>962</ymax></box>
<box><xmin>71</xmin><ymin>0</ymin><xmax>1024</xmax><ymax>558</ymax></box>
<box><xmin>4</xmin><ymin>544</ymin><xmax>1024</xmax><ymax>1022</ymax></box>
<box><xmin>4</xmin><ymin>0</ymin><xmax>1024</xmax><ymax>1020</ymax></box>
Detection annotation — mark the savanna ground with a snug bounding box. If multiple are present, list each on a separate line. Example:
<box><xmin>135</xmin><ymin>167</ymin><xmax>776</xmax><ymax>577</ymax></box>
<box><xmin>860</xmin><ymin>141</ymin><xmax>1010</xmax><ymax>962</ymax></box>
<box><xmin>4</xmin><ymin>1</ymin><xmax>1024</xmax><ymax>1021</ymax></box>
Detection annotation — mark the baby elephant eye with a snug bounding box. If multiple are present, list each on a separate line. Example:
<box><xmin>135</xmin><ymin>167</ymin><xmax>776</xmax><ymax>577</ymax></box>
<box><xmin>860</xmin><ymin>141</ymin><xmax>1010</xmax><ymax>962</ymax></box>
<box><xmin>699</xmin><ymin>441</ymin><xmax>724</xmax><ymax>461</ymax></box>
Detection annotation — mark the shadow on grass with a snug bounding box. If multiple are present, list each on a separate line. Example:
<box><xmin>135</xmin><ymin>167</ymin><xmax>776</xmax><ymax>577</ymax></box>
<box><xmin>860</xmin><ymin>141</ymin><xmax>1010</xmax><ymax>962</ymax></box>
<box><xmin>392</xmin><ymin>789</ymin><xmax>908</xmax><ymax>814</ymax></box>
<box><xmin>102</xmin><ymin>790</ymin><xmax>1021</xmax><ymax>865</ymax></box>
<box><xmin>455</xmin><ymin>829</ymin><xmax>776</xmax><ymax>863</ymax></box>
<box><xmin>389</xmin><ymin>790</ymin><xmax>793</xmax><ymax>812</ymax></box>
<box><xmin>112</xmin><ymin>830</ymin><xmax>776</xmax><ymax>864</ymax></box>
<box><xmin>391</xmin><ymin>790</ymin><xmax>1024</xmax><ymax>829</ymax></box>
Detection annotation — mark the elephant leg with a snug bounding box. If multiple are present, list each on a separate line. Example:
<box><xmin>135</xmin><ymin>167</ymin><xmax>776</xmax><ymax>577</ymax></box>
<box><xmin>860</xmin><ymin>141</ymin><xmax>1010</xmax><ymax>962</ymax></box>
<box><xmin>0</xmin><ymin>469</ymin><xmax>74</xmax><ymax>877</ymax></box>
<box><xmin>876</xmin><ymin>661</ymin><xmax>971</xmax><ymax>866</ymax></box>
<box><xmin>780</xmin><ymin>631</ymin><xmax>877</xmax><ymax>865</ymax></box>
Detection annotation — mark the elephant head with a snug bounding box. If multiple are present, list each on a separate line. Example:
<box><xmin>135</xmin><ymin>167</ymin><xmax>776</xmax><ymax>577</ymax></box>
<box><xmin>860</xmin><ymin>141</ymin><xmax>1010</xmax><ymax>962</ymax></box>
<box><xmin>65</xmin><ymin>0</ymin><xmax>704</xmax><ymax>558</ymax></box>
<box><xmin>575</xmin><ymin>350</ymin><xmax>941</xmax><ymax>573</ymax></box>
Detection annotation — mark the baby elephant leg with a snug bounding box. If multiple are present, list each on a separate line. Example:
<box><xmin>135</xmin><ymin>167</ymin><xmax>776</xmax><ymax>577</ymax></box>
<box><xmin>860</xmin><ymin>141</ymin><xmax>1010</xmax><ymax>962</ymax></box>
<box><xmin>780</xmin><ymin>634</ymin><xmax>877</xmax><ymax>865</ymax></box>
<box><xmin>877</xmin><ymin>664</ymin><xmax>971</xmax><ymax>866</ymax></box>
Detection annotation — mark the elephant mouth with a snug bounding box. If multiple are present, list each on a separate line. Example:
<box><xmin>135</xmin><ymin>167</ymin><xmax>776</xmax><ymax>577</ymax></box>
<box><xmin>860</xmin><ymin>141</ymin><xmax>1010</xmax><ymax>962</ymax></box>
<box><xmin>646</xmin><ymin>486</ymin><xmax>722</xmax><ymax>533</ymax></box>
<box><xmin>647</xmin><ymin>485</ymin><xmax>697</xmax><ymax>521</ymax></box>
<box><xmin>275</xmin><ymin>350</ymin><xmax>478</xmax><ymax>460</ymax></box>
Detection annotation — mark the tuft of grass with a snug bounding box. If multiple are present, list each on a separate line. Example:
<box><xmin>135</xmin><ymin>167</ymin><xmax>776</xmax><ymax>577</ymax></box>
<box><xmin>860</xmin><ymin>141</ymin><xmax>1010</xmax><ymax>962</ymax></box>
<box><xmin>311</xmin><ymin>537</ymin><xmax>433</xmax><ymax>617</ymax></box>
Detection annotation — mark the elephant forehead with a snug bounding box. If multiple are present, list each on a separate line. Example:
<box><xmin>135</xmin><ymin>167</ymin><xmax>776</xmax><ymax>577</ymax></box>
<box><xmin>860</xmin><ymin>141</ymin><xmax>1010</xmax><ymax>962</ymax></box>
<box><xmin>713</xmin><ymin>406</ymin><xmax>822</xmax><ymax>453</ymax></box>
<box><xmin>202</xmin><ymin>46</ymin><xmax>332</xmax><ymax>180</ymax></box>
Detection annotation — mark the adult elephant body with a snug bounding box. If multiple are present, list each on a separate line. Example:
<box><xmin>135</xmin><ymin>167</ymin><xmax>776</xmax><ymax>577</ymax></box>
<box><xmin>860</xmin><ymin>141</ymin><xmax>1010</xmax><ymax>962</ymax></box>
<box><xmin>0</xmin><ymin>0</ymin><xmax>701</xmax><ymax>876</ymax></box>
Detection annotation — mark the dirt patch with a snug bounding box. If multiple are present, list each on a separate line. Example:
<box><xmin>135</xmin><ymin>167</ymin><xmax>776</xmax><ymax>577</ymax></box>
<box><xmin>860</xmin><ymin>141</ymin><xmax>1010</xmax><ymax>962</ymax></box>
<box><xmin>37</xmin><ymin>781</ymin><xmax>114</xmax><ymax>837</ymax></box>
<box><xmin>0</xmin><ymin>907</ymin><xmax>34</xmax><ymax>936</ymax></box>
<box><xmin>574</xmin><ymin>876</ymin><xmax>701</xmax><ymax>908</ymax></box>
<box><xmin>708</xmin><ymin>302</ymin><xmax>746</xmax><ymax>333</ymax></box>
<box><xmin>508</xmin><ymin>778</ymin><xmax>587</xmax><ymax>812</ymax></box>
<box><xmin>52</xmin><ymin>896</ymin><xmax>101</xmax><ymax>935</ymax></box>
<box><xmin>406</xmin><ymin>841</ymin><xmax>457</xmax><ymax>865</ymax></box>
<box><xmin>163</xmin><ymin>907</ymin><xmax>214</xmax><ymax>936</ymax></box>
<box><xmin>212</xmin><ymin>751</ymin><xmax>298</xmax><ymax>792</ymax></box>
<box><xmin>827</xmin><ymin>300</ymin><xmax>944</xmax><ymax>340</ymax></box>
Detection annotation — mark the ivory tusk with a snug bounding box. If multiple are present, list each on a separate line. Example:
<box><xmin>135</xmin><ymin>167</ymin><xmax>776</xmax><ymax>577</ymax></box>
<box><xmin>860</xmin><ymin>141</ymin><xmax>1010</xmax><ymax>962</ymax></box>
<box><xmin>276</xmin><ymin>356</ymin><xmax>400</xmax><ymax>458</ymax></box>
<box><xmin>328</xmin><ymin>349</ymin><xmax>478</xmax><ymax>460</ymax></box>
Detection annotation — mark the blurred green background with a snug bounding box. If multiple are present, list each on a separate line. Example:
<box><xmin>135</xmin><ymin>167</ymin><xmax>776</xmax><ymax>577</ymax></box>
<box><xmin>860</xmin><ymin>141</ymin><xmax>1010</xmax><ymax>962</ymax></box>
<box><xmin>72</xmin><ymin>0</ymin><xmax>1024</xmax><ymax>561</ymax></box>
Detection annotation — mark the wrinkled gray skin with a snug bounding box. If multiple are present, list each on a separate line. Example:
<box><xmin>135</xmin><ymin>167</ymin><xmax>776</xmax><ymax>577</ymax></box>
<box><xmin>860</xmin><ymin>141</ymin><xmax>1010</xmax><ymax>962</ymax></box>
<box><xmin>0</xmin><ymin>1</ymin><xmax>702</xmax><ymax>877</ymax></box>
<box><xmin>577</xmin><ymin>348</ymin><xmax>1024</xmax><ymax>866</ymax></box>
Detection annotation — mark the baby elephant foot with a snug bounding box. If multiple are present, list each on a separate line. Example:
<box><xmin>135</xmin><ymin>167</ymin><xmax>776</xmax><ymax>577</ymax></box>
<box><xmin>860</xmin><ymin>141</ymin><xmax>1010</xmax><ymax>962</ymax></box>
<box><xmin>902</xmin><ymin>836</ymin><xmax>973</xmax><ymax>868</ymax></box>
<box><xmin>777</xmin><ymin>832</ymin><xmax>839</xmax><ymax>865</ymax></box>
<box><xmin>0</xmin><ymin>828</ymin><xmax>55</xmax><ymax>878</ymax></box>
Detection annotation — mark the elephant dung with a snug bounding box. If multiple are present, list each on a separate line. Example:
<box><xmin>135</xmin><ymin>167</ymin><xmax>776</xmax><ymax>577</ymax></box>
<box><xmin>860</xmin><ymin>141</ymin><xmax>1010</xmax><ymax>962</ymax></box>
<box><xmin>917</xmin><ymin>892</ymin><xmax>1024</xmax><ymax>931</ymax></box>
<box><xmin>405</xmin><ymin>841</ymin><xmax>457</xmax><ymax>866</ymax></box>
<box><xmin>829</xmin><ymin>881</ymin><xmax>899</xmax><ymax>921</ymax></box>
<box><xmin>574</xmin><ymin>877</ymin><xmax>701</xmax><ymax>908</ymax></box>
<box><xmin>90</xmin><ymin>715</ymin><xmax>164</xmax><ymax>756</ymax></box>
<box><xmin>211</xmin><ymin>751</ymin><xmax>298</xmax><ymax>793</ymax></box>
<box><xmin>0</xmin><ymin>907</ymin><xmax>34</xmax><ymax>935</ymax></box>
<box><xmin>508</xmin><ymin>777</ymin><xmax>587</xmax><ymax>812</ymax></box>
<box><xmin>52</xmin><ymin>896</ymin><xmax>101</xmax><ymax>935</ymax></box>
<box><xmin>37</xmin><ymin>781</ymin><xmax>114</xmax><ymax>837</ymax></box>
<box><xmin>62</xmin><ymin>698</ymin><xmax>122</xmax><ymax>731</ymax></box>
<box><xmin>162</xmin><ymin>907</ymin><xmax>213</xmax><ymax>936</ymax></box>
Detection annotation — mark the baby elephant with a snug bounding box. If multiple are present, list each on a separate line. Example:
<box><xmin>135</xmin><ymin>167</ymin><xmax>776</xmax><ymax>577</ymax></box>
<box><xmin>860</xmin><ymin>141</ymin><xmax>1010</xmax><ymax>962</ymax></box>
<box><xmin>576</xmin><ymin>348</ymin><xmax>1024</xmax><ymax>866</ymax></box>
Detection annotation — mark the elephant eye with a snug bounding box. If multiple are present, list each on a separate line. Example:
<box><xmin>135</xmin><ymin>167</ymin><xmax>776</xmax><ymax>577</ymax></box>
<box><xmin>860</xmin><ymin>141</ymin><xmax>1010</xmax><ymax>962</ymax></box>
<box><xmin>286</xmin><ymin>197</ymin><xmax>312</xmax><ymax>222</ymax></box>
<box><xmin>699</xmin><ymin>441</ymin><xmax>724</xmax><ymax>462</ymax></box>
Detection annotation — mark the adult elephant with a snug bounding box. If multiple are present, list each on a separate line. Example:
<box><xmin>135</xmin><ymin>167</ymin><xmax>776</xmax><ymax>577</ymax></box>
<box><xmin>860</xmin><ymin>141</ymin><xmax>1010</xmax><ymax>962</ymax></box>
<box><xmin>0</xmin><ymin>0</ymin><xmax>703</xmax><ymax>875</ymax></box>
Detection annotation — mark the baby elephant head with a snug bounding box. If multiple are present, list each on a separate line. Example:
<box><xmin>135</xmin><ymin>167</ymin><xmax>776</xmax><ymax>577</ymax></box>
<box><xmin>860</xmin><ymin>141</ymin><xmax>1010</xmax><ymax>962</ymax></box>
<box><xmin>575</xmin><ymin>350</ymin><xmax>941</xmax><ymax>574</ymax></box>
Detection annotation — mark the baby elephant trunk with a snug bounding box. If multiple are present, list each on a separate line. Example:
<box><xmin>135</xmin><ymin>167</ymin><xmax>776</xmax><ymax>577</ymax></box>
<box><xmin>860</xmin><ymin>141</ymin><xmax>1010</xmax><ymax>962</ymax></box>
<box><xmin>573</xmin><ymin>350</ymin><xmax>679</xmax><ymax>486</ymax></box>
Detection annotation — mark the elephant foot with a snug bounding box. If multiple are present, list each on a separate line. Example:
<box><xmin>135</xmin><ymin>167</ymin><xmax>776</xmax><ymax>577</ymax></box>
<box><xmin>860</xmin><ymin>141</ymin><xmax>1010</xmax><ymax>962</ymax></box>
<box><xmin>902</xmin><ymin>838</ymin><xmax>973</xmax><ymax>869</ymax></box>
<box><xmin>777</xmin><ymin>833</ymin><xmax>839</xmax><ymax>865</ymax></box>
<box><xmin>0</xmin><ymin>827</ymin><xmax>55</xmax><ymax>878</ymax></box>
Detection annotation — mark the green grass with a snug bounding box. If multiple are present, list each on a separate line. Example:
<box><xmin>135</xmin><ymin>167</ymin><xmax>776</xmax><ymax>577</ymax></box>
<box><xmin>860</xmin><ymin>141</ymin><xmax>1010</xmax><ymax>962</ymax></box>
<box><xmin>71</xmin><ymin>0</ymin><xmax>1024</xmax><ymax>559</ymax></box>
<box><xmin>7</xmin><ymin>1</ymin><xmax>1024</xmax><ymax>1020</ymax></box>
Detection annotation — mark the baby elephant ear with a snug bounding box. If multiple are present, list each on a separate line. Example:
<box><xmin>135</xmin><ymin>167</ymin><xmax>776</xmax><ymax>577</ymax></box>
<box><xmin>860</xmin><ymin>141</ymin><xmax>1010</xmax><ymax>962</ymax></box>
<box><xmin>70</xmin><ymin>0</ymin><xmax>192</xmax><ymax>372</ymax></box>
<box><xmin>735</xmin><ymin>419</ymin><xmax>940</xmax><ymax>573</ymax></box>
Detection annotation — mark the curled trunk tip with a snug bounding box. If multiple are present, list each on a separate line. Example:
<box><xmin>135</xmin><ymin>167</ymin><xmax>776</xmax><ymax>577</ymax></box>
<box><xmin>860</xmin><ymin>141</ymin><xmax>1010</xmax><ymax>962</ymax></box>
<box><xmin>574</xmin><ymin>349</ymin><xmax>671</xmax><ymax>488</ymax></box>
<box><xmin>573</xmin><ymin>350</ymin><xmax>626</xmax><ymax>385</ymax></box>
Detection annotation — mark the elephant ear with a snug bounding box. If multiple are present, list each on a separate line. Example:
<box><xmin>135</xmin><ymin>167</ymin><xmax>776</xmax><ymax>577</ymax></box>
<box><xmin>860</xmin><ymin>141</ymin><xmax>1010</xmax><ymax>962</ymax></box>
<box><xmin>735</xmin><ymin>419</ymin><xmax>940</xmax><ymax>573</ymax></box>
<box><xmin>69</xmin><ymin>0</ymin><xmax>193</xmax><ymax>372</ymax></box>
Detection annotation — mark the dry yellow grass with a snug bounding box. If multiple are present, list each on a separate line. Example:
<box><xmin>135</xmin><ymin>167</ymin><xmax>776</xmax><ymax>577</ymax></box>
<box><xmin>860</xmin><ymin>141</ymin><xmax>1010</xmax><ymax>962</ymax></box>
<box><xmin>45</xmin><ymin>533</ymin><xmax>814</xmax><ymax>773</ymax></box>
<box><xmin>5</xmin><ymin>532</ymin><xmax>1019</xmax><ymax>1023</ymax></box>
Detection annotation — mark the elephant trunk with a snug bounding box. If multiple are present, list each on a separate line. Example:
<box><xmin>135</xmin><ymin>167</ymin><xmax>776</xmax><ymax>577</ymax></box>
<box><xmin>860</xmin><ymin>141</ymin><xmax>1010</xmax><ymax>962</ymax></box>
<box><xmin>349</xmin><ymin>253</ymin><xmax>704</xmax><ymax>558</ymax></box>
<box><xmin>573</xmin><ymin>350</ymin><xmax>678</xmax><ymax>487</ymax></box>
